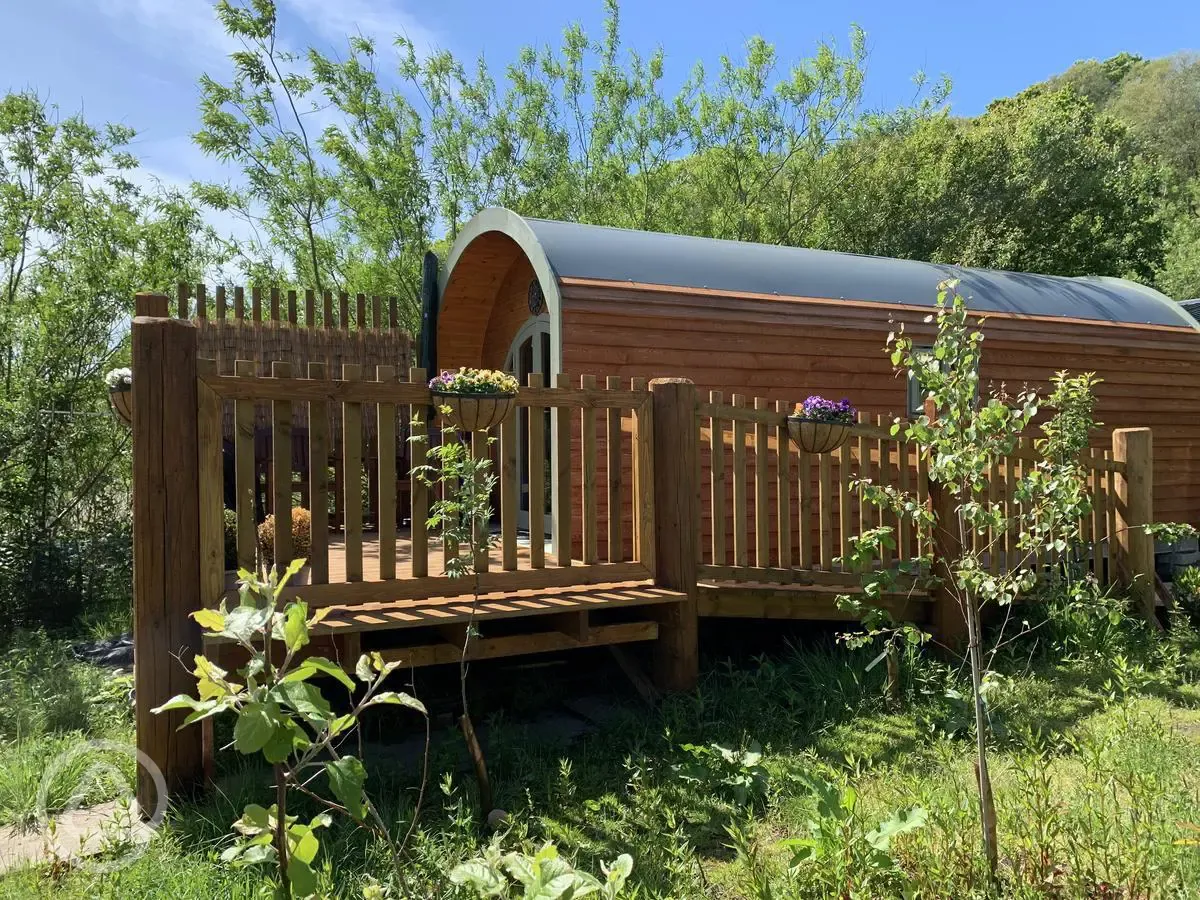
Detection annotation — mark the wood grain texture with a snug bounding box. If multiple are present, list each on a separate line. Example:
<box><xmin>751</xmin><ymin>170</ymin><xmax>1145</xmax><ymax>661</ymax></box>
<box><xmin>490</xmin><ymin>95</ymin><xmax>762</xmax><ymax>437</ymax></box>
<box><xmin>132</xmin><ymin>297</ymin><xmax>204</xmax><ymax>807</ymax></box>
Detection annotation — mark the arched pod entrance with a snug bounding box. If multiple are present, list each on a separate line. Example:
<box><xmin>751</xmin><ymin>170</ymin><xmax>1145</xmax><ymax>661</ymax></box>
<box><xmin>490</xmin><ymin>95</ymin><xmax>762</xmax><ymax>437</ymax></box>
<box><xmin>436</xmin><ymin>208</ymin><xmax>563</xmax><ymax>379</ymax></box>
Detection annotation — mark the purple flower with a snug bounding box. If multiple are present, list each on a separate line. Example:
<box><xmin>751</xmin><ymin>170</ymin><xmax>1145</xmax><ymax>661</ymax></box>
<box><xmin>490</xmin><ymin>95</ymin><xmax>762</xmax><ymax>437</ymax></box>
<box><xmin>795</xmin><ymin>395</ymin><xmax>856</xmax><ymax>424</ymax></box>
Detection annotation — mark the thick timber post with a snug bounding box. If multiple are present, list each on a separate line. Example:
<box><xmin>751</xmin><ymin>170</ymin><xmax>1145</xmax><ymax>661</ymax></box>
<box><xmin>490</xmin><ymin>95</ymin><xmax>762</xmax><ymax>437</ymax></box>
<box><xmin>1113</xmin><ymin>427</ymin><xmax>1155</xmax><ymax>621</ymax></box>
<box><xmin>132</xmin><ymin>292</ymin><xmax>204</xmax><ymax>813</ymax></box>
<box><xmin>649</xmin><ymin>378</ymin><xmax>700</xmax><ymax>691</ymax></box>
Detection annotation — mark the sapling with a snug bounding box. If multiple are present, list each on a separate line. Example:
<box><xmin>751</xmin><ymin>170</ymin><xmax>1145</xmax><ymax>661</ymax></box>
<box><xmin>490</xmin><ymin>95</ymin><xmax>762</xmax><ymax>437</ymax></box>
<box><xmin>153</xmin><ymin>560</ymin><xmax>429</xmax><ymax>899</ymax></box>
<box><xmin>840</xmin><ymin>281</ymin><xmax>1102</xmax><ymax>876</ymax></box>
<box><xmin>411</xmin><ymin>392</ymin><xmax>504</xmax><ymax>815</ymax></box>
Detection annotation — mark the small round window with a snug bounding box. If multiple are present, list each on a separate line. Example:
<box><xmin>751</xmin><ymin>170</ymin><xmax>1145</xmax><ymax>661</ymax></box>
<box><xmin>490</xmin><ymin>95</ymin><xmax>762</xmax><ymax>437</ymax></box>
<box><xmin>527</xmin><ymin>278</ymin><xmax>545</xmax><ymax>316</ymax></box>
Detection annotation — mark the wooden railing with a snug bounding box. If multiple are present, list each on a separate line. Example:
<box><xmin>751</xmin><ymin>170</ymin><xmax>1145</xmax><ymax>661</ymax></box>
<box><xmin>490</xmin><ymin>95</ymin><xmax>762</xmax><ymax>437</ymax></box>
<box><xmin>196</xmin><ymin>365</ymin><xmax>656</xmax><ymax>610</ymax></box>
<box><xmin>698</xmin><ymin>394</ymin><xmax>1126</xmax><ymax>586</ymax></box>
<box><xmin>175</xmin><ymin>282</ymin><xmax>406</xmax><ymax>331</ymax></box>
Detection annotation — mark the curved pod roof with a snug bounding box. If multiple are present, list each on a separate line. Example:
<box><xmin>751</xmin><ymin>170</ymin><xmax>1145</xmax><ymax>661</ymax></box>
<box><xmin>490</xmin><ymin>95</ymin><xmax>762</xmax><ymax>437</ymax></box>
<box><xmin>441</xmin><ymin>208</ymin><xmax>1199</xmax><ymax>331</ymax></box>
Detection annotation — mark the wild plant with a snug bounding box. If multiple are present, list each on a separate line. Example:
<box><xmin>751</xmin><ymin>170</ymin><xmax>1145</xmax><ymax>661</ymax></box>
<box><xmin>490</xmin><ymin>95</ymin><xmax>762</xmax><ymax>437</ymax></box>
<box><xmin>153</xmin><ymin>561</ymin><xmax>429</xmax><ymax>899</ymax></box>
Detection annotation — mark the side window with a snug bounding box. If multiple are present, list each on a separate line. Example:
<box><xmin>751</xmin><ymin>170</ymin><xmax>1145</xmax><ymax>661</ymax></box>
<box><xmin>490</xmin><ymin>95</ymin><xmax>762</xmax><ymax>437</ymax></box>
<box><xmin>907</xmin><ymin>347</ymin><xmax>933</xmax><ymax>417</ymax></box>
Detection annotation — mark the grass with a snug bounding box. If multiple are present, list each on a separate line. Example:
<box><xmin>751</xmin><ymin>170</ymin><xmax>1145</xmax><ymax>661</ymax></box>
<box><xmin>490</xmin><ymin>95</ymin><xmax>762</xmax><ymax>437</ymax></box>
<box><xmin>1</xmin><ymin>602</ymin><xmax>1199</xmax><ymax>898</ymax></box>
<box><xmin>0</xmin><ymin>631</ymin><xmax>134</xmax><ymax>831</ymax></box>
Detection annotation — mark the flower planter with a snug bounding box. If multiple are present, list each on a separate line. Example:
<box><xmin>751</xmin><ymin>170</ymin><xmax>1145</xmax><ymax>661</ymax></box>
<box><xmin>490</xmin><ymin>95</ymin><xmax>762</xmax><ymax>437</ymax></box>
<box><xmin>108</xmin><ymin>384</ymin><xmax>133</xmax><ymax>427</ymax></box>
<box><xmin>431</xmin><ymin>391</ymin><xmax>517</xmax><ymax>432</ymax></box>
<box><xmin>787</xmin><ymin>416</ymin><xmax>852</xmax><ymax>454</ymax></box>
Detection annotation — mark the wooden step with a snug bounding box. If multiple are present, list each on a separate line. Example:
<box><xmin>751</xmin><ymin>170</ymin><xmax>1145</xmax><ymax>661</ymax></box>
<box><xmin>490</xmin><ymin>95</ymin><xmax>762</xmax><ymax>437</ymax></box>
<box><xmin>205</xmin><ymin>580</ymin><xmax>685</xmax><ymax>643</ymax></box>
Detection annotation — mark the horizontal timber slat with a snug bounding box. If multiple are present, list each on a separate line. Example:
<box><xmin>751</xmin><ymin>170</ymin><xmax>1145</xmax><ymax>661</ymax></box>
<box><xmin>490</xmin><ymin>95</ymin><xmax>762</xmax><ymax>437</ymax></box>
<box><xmin>270</xmin><ymin>562</ymin><xmax>655</xmax><ymax>608</ymax></box>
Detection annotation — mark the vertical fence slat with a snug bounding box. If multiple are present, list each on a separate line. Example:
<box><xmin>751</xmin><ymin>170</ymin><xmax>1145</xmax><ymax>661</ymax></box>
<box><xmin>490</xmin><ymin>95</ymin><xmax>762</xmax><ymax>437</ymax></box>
<box><xmin>356</xmin><ymin>293</ymin><xmax>367</xmax><ymax>331</ymax></box>
<box><xmin>287</xmin><ymin>289</ymin><xmax>298</xmax><ymax>325</ymax></box>
<box><xmin>1092</xmin><ymin>457</ymin><xmax>1106</xmax><ymax>583</ymax></box>
<box><xmin>581</xmin><ymin>375</ymin><xmax>599</xmax><ymax>565</ymax></box>
<box><xmin>797</xmin><ymin>446</ymin><xmax>812</xmax><ymax>569</ymax></box>
<box><xmin>234</xmin><ymin>286</ymin><xmax>246</xmax><ymax>321</ymax></box>
<box><xmin>1105</xmin><ymin>451</ymin><xmax>1117</xmax><ymax>584</ymax></box>
<box><xmin>270</xmin><ymin>287</ymin><xmax>280</xmax><ymax>323</ymax></box>
<box><xmin>753</xmin><ymin>398</ymin><xmax>770</xmax><ymax>568</ymax></box>
<box><xmin>323</xmin><ymin>291</ymin><xmax>333</xmax><ymax>328</ymax></box>
<box><xmin>857</xmin><ymin>412</ymin><xmax>873</xmax><ymax>535</ymax></box>
<box><xmin>915</xmin><ymin>442</ymin><xmax>929</xmax><ymax>559</ymax></box>
<box><xmin>377</xmin><ymin>366</ymin><xmax>397</xmax><ymax>580</ymax></box>
<box><xmin>528</xmin><ymin>373</ymin><xmax>545</xmax><ymax>569</ymax></box>
<box><xmin>709</xmin><ymin>392</ymin><xmax>726</xmax><ymax>566</ymax></box>
<box><xmin>176</xmin><ymin>282</ymin><xmax>189</xmax><ymax>318</ymax></box>
<box><xmin>304</xmin><ymin>289</ymin><xmax>315</xmax><ymax>327</ymax></box>
<box><xmin>606</xmin><ymin>375</ymin><xmax>623</xmax><ymax>563</ymax></box>
<box><xmin>252</xmin><ymin>286</ymin><xmax>262</xmax><ymax>323</ymax></box>
<box><xmin>409</xmin><ymin>367</ymin><xmax>428</xmax><ymax>578</ymax></box>
<box><xmin>898</xmin><ymin>438</ymin><xmax>912</xmax><ymax>561</ymax></box>
<box><xmin>342</xmin><ymin>364</ymin><xmax>363</xmax><ymax>581</ymax></box>
<box><xmin>271</xmin><ymin>362</ymin><xmax>293</xmax><ymax>572</ymax></box>
<box><xmin>875</xmin><ymin>414</ymin><xmax>892</xmax><ymax>567</ymax></box>
<box><xmin>731</xmin><ymin>394</ymin><xmax>748</xmax><ymax>568</ymax></box>
<box><xmin>197</xmin><ymin>358</ymin><xmax>223</xmax><ymax>609</ymax></box>
<box><xmin>308</xmin><ymin>362</ymin><xmax>329</xmax><ymax>584</ymax></box>
<box><xmin>196</xmin><ymin>284</ymin><xmax>207</xmax><ymax>320</ymax></box>
<box><xmin>632</xmin><ymin>379</ymin><xmax>655</xmax><ymax>572</ymax></box>
<box><xmin>819</xmin><ymin>449</ymin><xmax>833</xmax><ymax>570</ymax></box>
<box><xmin>234</xmin><ymin>359</ymin><xmax>256</xmax><ymax>571</ymax></box>
<box><xmin>339</xmin><ymin>291</ymin><xmax>349</xmax><ymax>330</ymax></box>
<box><xmin>216</xmin><ymin>285</ymin><xmax>227</xmax><ymax>320</ymax></box>
<box><xmin>838</xmin><ymin>437</ymin><xmax>852</xmax><ymax>567</ymax></box>
<box><xmin>1079</xmin><ymin>452</ymin><xmax>1095</xmax><ymax>573</ymax></box>
<box><xmin>776</xmin><ymin>401</ymin><xmax>792</xmax><ymax>569</ymax></box>
<box><xmin>1002</xmin><ymin>453</ymin><xmax>1015</xmax><ymax>570</ymax></box>
<box><xmin>1018</xmin><ymin>437</ymin><xmax>1035</xmax><ymax>571</ymax></box>
<box><xmin>554</xmin><ymin>372</ymin><xmax>573</xmax><ymax>567</ymax></box>
<box><xmin>472</xmin><ymin>429</ymin><xmax>489</xmax><ymax>573</ymax></box>
<box><xmin>501</xmin><ymin>403</ymin><xmax>518</xmax><ymax>571</ymax></box>
<box><xmin>988</xmin><ymin>457</ymin><xmax>1001</xmax><ymax>574</ymax></box>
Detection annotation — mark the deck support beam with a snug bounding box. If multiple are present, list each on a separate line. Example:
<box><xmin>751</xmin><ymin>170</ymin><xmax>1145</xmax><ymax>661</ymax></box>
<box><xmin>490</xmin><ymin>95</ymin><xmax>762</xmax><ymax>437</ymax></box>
<box><xmin>649</xmin><ymin>378</ymin><xmax>700</xmax><ymax>691</ymax></box>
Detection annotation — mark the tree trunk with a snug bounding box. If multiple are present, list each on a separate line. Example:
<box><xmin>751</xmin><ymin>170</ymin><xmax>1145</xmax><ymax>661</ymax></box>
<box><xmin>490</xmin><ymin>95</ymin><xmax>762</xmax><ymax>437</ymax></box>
<box><xmin>965</xmin><ymin>599</ymin><xmax>999</xmax><ymax>876</ymax></box>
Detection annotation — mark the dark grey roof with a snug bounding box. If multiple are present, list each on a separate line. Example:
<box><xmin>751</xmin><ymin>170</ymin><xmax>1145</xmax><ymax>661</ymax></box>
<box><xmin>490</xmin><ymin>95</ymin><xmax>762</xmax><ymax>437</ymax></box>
<box><xmin>1183</xmin><ymin>299</ymin><xmax>1200</xmax><ymax>325</ymax></box>
<box><xmin>522</xmin><ymin>216</ymin><xmax>1197</xmax><ymax>329</ymax></box>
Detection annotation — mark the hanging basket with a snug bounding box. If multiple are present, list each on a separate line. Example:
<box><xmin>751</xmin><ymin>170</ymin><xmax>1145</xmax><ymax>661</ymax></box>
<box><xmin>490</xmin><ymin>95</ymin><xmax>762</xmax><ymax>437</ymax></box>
<box><xmin>431</xmin><ymin>391</ymin><xmax>517</xmax><ymax>432</ymax></box>
<box><xmin>787</xmin><ymin>416</ymin><xmax>851</xmax><ymax>454</ymax></box>
<box><xmin>108</xmin><ymin>385</ymin><xmax>133</xmax><ymax>427</ymax></box>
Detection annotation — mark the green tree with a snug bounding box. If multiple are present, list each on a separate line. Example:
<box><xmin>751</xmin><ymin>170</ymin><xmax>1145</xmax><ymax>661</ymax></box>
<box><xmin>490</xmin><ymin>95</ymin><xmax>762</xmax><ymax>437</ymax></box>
<box><xmin>0</xmin><ymin>90</ymin><xmax>223</xmax><ymax>627</ymax></box>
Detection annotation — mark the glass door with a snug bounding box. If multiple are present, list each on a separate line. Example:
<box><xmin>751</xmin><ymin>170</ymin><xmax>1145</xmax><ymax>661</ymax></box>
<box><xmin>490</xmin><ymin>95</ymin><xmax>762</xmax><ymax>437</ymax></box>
<box><xmin>504</xmin><ymin>317</ymin><xmax>553</xmax><ymax>535</ymax></box>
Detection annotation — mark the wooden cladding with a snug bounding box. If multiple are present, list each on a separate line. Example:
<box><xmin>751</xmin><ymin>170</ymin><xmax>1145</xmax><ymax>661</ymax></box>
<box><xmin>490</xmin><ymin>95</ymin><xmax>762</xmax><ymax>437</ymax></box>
<box><xmin>197</xmin><ymin>366</ymin><xmax>657</xmax><ymax>609</ymax></box>
<box><xmin>700</xmin><ymin>397</ymin><xmax>1125</xmax><ymax>585</ymax></box>
<box><xmin>175</xmin><ymin>283</ymin><xmax>404</xmax><ymax>331</ymax></box>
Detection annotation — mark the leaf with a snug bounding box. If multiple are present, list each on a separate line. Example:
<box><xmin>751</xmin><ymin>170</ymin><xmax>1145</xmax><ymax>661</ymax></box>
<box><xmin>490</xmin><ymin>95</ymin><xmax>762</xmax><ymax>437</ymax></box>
<box><xmin>867</xmin><ymin>805</ymin><xmax>928</xmax><ymax>851</ymax></box>
<box><xmin>287</xmin><ymin>855</ymin><xmax>318</xmax><ymax>898</ymax></box>
<box><xmin>283</xmin><ymin>601</ymin><xmax>309</xmax><ymax>652</ymax></box>
<box><xmin>325</xmin><ymin>756</ymin><xmax>367</xmax><ymax>820</ymax></box>
<box><xmin>274</xmin><ymin>680</ymin><xmax>332</xmax><ymax>725</ymax></box>
<box><xmin>151</xmin><ymin>693</ymin><xmax>202</xmax><ymax>715</ymax></box>
<box><xmin>233</xmin><ymin>702</ymin><xmax>278</xmax><ymax>755</ymax></box>
<box><xmin>450</xmin><ymin>859</ymin><xmax>506</xmax><ymax>894</ymax></box>
<box><xmin>281</xmin><ymin>655</ymin><xmax>355</xmax><ymax>691</ymax></box>
<box><xmin>355</xmin><ymin>653</ymin><xmax>373</xmax><ymax>683</ymax></box>
<box><xmin>366</xmin><ymin>691</ymin><xmax>427</xmax><ymax>714</ymax></box>
<box><xmin>192</xmin><ymin>608</ymin><xmax>226</xmax><ymax>633</ymax></box>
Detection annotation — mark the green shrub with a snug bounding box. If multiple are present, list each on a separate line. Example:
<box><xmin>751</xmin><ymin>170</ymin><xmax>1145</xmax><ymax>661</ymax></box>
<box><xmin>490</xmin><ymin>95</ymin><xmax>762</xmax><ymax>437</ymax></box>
<box><xmin>1174</xmin><ymin>566</ymin><xmax>1200</xmax><ymax>620</ymax></box>
<box><xmin>223</xmin><ymin>508</ymin><xmax>238</xmax><ymax>570</ymax></box>
<box><xmin>256</xmin><ymin>507</ymin><xmax>312</xmax><ymax>566</ymax></box>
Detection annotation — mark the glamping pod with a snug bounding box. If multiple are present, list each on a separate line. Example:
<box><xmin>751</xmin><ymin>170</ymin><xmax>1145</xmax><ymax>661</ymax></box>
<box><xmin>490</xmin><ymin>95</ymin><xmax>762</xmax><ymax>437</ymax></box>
<box><xmin>438</xmin><ymin>208</ymin><xmax>1200</xmax><ymax>551</ymax></box>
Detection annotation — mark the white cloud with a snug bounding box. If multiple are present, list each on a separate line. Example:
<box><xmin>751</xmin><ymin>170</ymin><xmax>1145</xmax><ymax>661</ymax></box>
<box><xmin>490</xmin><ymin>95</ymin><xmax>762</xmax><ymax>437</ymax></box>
<box><xmin>89</xmin><ymin>0</ymin><xmax>237</xmax><ymax>61</ymax></box>
<box><xmin>279</xmin><ymin>0</ymin><xmax>439</xmax><ymax>57</ymax></box>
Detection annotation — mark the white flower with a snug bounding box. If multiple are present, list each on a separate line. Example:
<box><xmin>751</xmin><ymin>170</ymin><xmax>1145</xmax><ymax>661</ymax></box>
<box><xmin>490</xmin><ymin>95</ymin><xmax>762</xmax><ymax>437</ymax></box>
<box><xmin>105</xmin><ymin>367</ymin><xmax>132</xmax><ymax>389</ymax></box>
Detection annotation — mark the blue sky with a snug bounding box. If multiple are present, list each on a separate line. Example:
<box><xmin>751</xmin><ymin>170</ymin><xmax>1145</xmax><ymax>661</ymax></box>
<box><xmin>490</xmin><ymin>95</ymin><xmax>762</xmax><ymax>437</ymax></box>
<box><xmin>3</xmin><ymin>0</ymin><xmax>1197</xmax><ymax>214</ymax></box>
